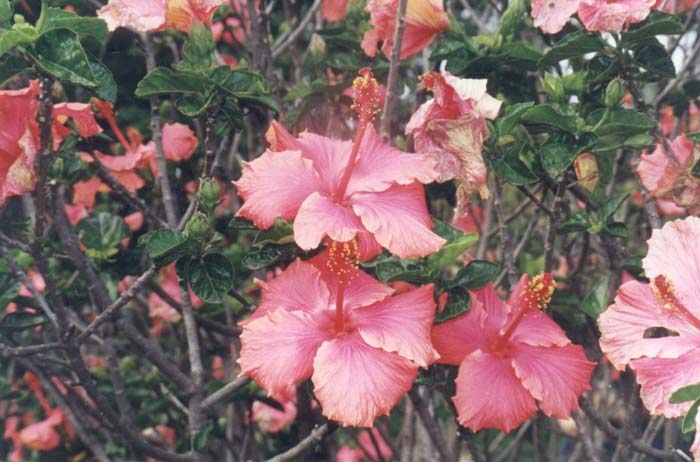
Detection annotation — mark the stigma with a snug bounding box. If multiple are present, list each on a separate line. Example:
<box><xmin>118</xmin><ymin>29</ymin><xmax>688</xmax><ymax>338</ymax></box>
<box><xmin>351</xmin><ymin>68</ymin><xmax>381</xmax><ymax>122</ymax></box>
<box><xmin>524</xmin><ymin>274</ymin><xmax>555</xmax><ymax>311</ymax></box>
<box><xmin>326</xmin><ymin>239</ymin><xmax>360</xmax><ymax>287</ymax></box>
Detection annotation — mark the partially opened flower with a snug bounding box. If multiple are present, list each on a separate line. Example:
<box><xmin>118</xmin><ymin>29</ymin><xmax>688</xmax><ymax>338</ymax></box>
<box><xmin>362</xmin><ymin>0</ymin><xmax>449</xmax><ymax>59</ymax></box>
<box><xmin>432</xmin><ymin>275</ymin><xmax>595</xmax><ymax>432</ymax></box>
<box><xmin>98</xmin><ymin>0</ymin><xmax>226</xmax><ymax>32</ymax></box>
<box><xmin>18</xmin><ymin>409</ymin><xmax>63</xmax><ymax>452</ymax></box>
<box><xmin>637</xmin><ymin>135</ymin><xmax>700</xmax><ymax>214</ymax></box>
<box><xmin>598</xmin><ymin>217</ymin><xmax>700</xmax><ymax>459</ymax></box>
<box><xmin>406</xmin><ymin>72</ymin><xmax>501</xmax><ymax>222</ymax></box>
<box><xmin>235</xmin><ymin>69</ymin><xmax>445</xmax><ymax>259</ymax></box>
<box><xmin>238</xmin><ymin>245</ymin><xmax>438</xmax><ymax>426</ymax></box>
<box><xmin>140</xmin><ymin>122</ymin><xmax>199</xmax><ymax>175</ymax></box>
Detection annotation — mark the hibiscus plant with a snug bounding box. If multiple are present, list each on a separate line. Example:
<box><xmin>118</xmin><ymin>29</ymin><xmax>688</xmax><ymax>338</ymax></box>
<box><xmin>1</xmin><ymin>0</ymin><xmax>700</xmax><ymax>461</ymax></box>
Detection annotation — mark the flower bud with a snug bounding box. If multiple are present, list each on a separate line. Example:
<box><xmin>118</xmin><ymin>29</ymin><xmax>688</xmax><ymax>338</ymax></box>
<box><xmin>199</xmin><ymin>178</ymin><xmax>221</xmax><ymax>211</ymax></box>
<box><xmin>604</xmin><ymin>78</ymin><xmax>625</xmax><ymax>107</ymax></box>
<box><xmin>185</xmin><ymin>211</ymin><xmax>212</xmax><ymax>240</ymax></box>
<box><xmin>308</xmin><ymin>33</ymin><xmax>326</xmax><ymax>56</ymax></box>
<box><xmin>574</xmin><ymin>153</ymin><xmax>599</xmax><ymax>192</ymax></box>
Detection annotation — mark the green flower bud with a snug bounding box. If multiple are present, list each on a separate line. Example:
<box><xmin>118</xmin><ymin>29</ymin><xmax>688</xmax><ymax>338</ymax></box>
<box><xmin>604</xmin><ymin>78</ymin><xmax>625</xmax><ymax>108</ymax></box>
<box><xmin>185</xmin><ymin>211</ymin><xmax>212</xmax><ymax>240</ymax></box>
<box><xmin>199</xmin><ymin>178</ymin><xmax>221</xmax><ymax>211</ymax></box>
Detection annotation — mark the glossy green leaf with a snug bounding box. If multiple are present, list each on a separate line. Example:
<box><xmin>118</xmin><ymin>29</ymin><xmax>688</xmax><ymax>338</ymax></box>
<box><xmin>211</xmin><ymin>66</ymin><xmax>279</xmax><ymax>112</ymax></box>
<box><xmin>253</xmin><ymin>219</ymin><xmax>294</xmax><ymax>247</ymax></box>
<box><xmin>589</xmin><ymin>108</ymin><xmax>656</xmax><ymax>136</ymax></box>
<box><xmin>135</xmin><ymin>67</ymin><xmax>210</xmax><ymax>97</ymax></box>
<box><xmin>541</xmin><ymin>139</ymin><xmax>583</xmax><ymax>177</ymax></box>
<box><xmin>580</xmin><ymin>275</ymin><xmax>610</xmax><ymax>318</ymax></box>
<box><xmin>621</xmin><ymin>11</ymin><xmax>683</xmax><ymax>45</ymax></box>
<box><xmin>600</xmin><ymin>193</ymin><xmax>629</xmax><ymax>221</ymax></box>
<box><xmin>241</xmin><ymin>245</ymin><xmax>293</xmax><ymax>270</ymax></box>
<box><xmin>139</xmin><ymin>228</ymin><xmax>195</xmax><ymax>267</ymax></box>
<box><xmin>498</xmin><ymin>0</ymin><xmax>525</xmax><ymax>37</ymax></box>
<box><xmin>0</xmin><ymin>23</ymin><xmax>38</xmax><ymax>55</ymax></box>
<box><xmin>490</xmin><ymin>142</ymin><xmax>539</xmax><ymax>185</ymax></box>
<box><xmin>671</xmin><ymin>384</ymin><xmax>700</xmax><ymax>404</ymax></box>
<box><xmin>541</xmin><ymin>31</ymin><xmax>604</xmax><ymax>65</ymax></box>
<box><xmin>427</xmin><ymin>220</ymin><xmax>478</xmax><ymax>271</ymax></box>
<box><xmin>496</xmin><ymin>102</ymin><xmax>534</xmax><ymax>136</ymax></box>
<box><xmin>175</xmin><ymin>93</ymin><xmax>216</xmax><ymax>117</ymax></box>
<box><xmin>0</xmin><ymin>0</ymin><xmax>11</xmax><ymax>22</ymax></box>
<box><xmin>521</xmin><ymin>104</ymin><xmax>579</xmax><ymax>133</ymax></box>
<box><xmin>174</xmin><ymin>21</ymin><xmax>215</xmax><ymax>74</ymax></box>
<box><xmin>76</xmin><ymin>212</ymin><xmax>129</xmax><ymax>260</ymax></box>
<box><xmin>186</xmin><ymin>253</ymin><xmax>234</xmax><ymax>303</ymax></box>
<box><xmin>363</xmin><ymin>254</ymin><xmax>432</xmax><ymax>284</ymax></box>
<box><xmin>683</xmin><ymin>398</ymin><xmax>700</xmax><ymax>433</ymax></box>
<box><xmin>40</xmin><ymin>8</ymin><xmax>108</xmax><ymax>42</ymax></box>
<box><xmin>634</xmin><ymin>42</ymin><xmax>675</xmax><ymax>78</ymax></box>
<box><xmin>434</xmin><ymin>288</ymin><xmax>471</xmax><ymax>324</ymax></box>
<box><xmin>449</xmin><ymin>260</ymin><xmax>500</xmax><ymax>290</ymax></box>
<box><xmin>0</xmin><ymin>273</ymin><xmax>20</xmax><ymax>309</ymax></box>
<box><xmin>28</xmin><ymin>29</ymin><xmax>96</xmax><ymax>87</ymax></box>
<box><xmin>88</xmin><ymin>53</ymin><xmax>117</xmax><ymax>102</ymax></box>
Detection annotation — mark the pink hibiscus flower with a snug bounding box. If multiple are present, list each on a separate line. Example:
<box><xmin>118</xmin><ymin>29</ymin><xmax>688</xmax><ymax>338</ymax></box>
<box><xmin>0</xmin><ymin>81</ymin><xmax>101</xmax><ymax>206</ymax></box>
<box><xmin>532</xmin><ymin>0</ymin><xmax>654</xmax><ymax>34</ymax></box>
<box><xmin>252</xmin><ymin>387</ymin><xmax>298</xmax><ymax>433</ymax></box>
<box><xmin>323</xmin><ymin>0</ymin><xmax>351</xmax><ymax>21</ymax></box>
<box><xmin>235</xmin><ymin>69</ymin><xmax>445</xmax><ymax>259</ymax></box>
<box><xmin>361</xmin><ymin>0</ymin><xmax>449</xmax><ymax>60</ymax></box>
<box><xmin>238</xmin><ymin>247</ymin><xmax>438</xmax><ymax>427</ymax></box>
<box><xmin>598</xmin><ymin>216</ymin><xmax>700</xmax><ymax>458</ymax></box>
<box><xmin>432</xmin><ymin>275</ymin><xmax>595</xmax><ymax>432</ymax></box>
<box><xmin>139</xmin><ymin>122</ymin><xmax>199</xmax><ymax>175</ymax></box>
<box><xmin>637</xmin><ymin>135</ymin><xmax>700</xmax><ymax>214</ymax></box>
<box><xmin>405</xmin><ymin>72</ymin><xmax>501</xmax><ymax>222</ymax></box>
<box><xmin>98</xmin><ymin>0</ymin><xmax>226</xmax><ymax>32</ymax></box>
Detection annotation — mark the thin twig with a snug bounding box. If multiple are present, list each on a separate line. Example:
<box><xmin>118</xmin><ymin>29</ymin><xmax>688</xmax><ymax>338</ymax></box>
<box><xmin>270</xmin><ymin>0</ymin><xmax>322</xmax><ymax>58</ymax></box>
<box><xmin>201</xmin><ymin>377</ymin><xmax>251</xmax><ymax>411</ymax></box>
<box><xmin>408</xmin><ymin>387</ymin><xmax>451</xmax><ymax>462</ymax></box>
<box><xmin>380</xmin><ymin>0</ymin><xmax>408</xmax><ymax>141</ymax></box>
<box><xmin>264</xmin><ymin>422</ymin><xmax>336</xmax><ymax>462</ymax></box>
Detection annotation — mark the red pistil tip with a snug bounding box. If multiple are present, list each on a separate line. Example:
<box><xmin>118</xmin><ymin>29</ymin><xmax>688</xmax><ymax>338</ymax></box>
<box><xmin>351</xmin><ymin>67</ymin><xmax>381</xmax><ymax>121</ymax></box>
<box><xmin>419</xmin><ymin>71</ymin><xmax>440</xmax><ymax>91</ymax></box>
<box><xmin>326</xmin><ymin>239</ymin><xmax>360</xmax><ymax>287</ymax></box>
<box><xmin>524</xmin><ymin>273</ymin><xmax>555</xmax><ymax>311</ymax></box>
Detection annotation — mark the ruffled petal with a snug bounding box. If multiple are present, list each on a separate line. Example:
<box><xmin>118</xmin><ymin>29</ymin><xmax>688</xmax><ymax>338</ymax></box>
<box><xmin>432</xmin><ymin>309</ymin><xmax>489</xmax><ymax>366</ymax></box>
<box><xmin>97</xmin><ymin>0</ymin><xmax>167</xmax><ymax>31</ymax></box>
<box><xmin>511</xmin><ymin>343</ymin><xmax>595</xmax><ymax>419</ymax></box>
<box><xmin>598</xmin><ymin>280</ymin><xmax>700</xmax><ymax>369</ymax></box>
<box><xmin>234</xmin><ymin>149</ymin><xmax>322</xmax><ymax>228</ymax></box>
<box><xmin>631</xmin><ymin>348</ymin><xmax>700</xmax><ymax>418</ymax></box>
<box><xmin>295</xmin><ymin>132</ymin><xmax>351</xmax><ymax>196</ymax></box>
<box><xmin>351</xmin><ymin>183</ymin><xmax>445</xmax><ymax>258</ymax></box>
<box><xmin>453</xmin><ymin>350</ymin><xmax>537</xmax><ymax>433</ymax></box>
<box><xmin>312</xmin><ymin>332</ymin><xmax>417</xmax><ymax>427</ymax></box>
<box><xmin>238</xmin><ymin>308</ymin><xmax>334</xmax><ymax>398</ymax></box>
<box><xmin>351</xmin><ymin>284</ymin><xmax>438</xmax><ymax>367</ymax></box>
<box><xmin>531</xmin><ymin>0</ymin><xmax>580</xmax><ymax>33</ymax></box>
<box><xmin>511</xmin><ymin>311</ymin><xmax>573</xmax><ymax>347</ymax></box>
<box><xmin>293</xmin><ymin>192</ymin><xmax>365</xmax><ymax>250</ymax></box>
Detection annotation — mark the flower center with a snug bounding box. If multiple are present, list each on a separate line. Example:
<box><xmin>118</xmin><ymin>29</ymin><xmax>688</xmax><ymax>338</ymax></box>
<box><xmin>333</xmin><ymin>68</ymin><xmax>381</xmax><ymax>202</ymax></box>
<box><xmin>492</xmin><ymin>274</ymin><xmax>555</xmax><ymax>353</ymax></box>
<box><xmin>327</xmin><ymin>239</ymin><xmax>360</xmax><ymax>331</ymax></box>
<box><xmin>653</xmin><ymin>275</ymin><xmax>700</xmax><ymax>329</ymax></box>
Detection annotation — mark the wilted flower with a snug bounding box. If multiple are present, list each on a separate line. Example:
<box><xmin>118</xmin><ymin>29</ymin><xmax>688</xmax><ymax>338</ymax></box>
<box><xmin>98</xmin><ymin>0</ymin><xmax>226</xmax><ymax>32</ymax></box>
<box><xmin>598</xmin><ymin>217</ymin><xmax>700</xmax><ymax>459</ymax></box>
<box><xmin>432</xmin><ymin>275</ymin><xmax>595</xmax><ymax>432</ymax></box>
<box><xmin>238</xmin><ymin>252</ymin><xmax>437</xmax><ymax>426</ymax></box>
<box><xmin>361</xmin><ymin>0</ymin><xmax>449</xmax><ymax>59</ymax></box>
<box><xmin>531</xmin><ymin>0</ymin><xmax>654</xmax><ymax>34</ymax></box>
<box><xmin>405</xmin><ymin>72</ymin><xmax>501</xmax><ymax>222</ymax></box>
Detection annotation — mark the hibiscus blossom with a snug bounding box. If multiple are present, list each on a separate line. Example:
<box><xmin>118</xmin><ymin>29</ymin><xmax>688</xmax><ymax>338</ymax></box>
<box><xmin>235</xmin><ymin>69</ymin><xmax>445</xmax><ymax>259</ymax></box>
<box><xmin>432</xmin><ymin>275</ymin><xmax>595</xmax><ymax>432</ymax></box>
<box><xmin>405</xmin><ymin>72</ymin><xmax>501</xmax><ymax>222</ymax></box>
<box><xmin>0</xmin><ymin>81</ymin><xmax>101</xmax><ymax>206</ymax></box>
<box><xmin>361</xmin><ymin>0</ymin><xmax>449</xmax><ymax>60</ymax></box>
<box><xmin>238</xmin><ymin>244</ymin><xmax>438</xmax><ymax>427</ymax></box>
<box><xmin>323</xmin><ymin>0</ymin><xmax>351</xmax><ymax>21</ymax></box>
<box><xmin>598</xmin><ymin>217</ymin><xmax>700</xmax><ymax>458</ymax></box>
<box><xmin>531</xmin><ymin>0</ymin><xmax>654</xmax><ymax>34</ymax></box>
<box><xmin>637</xmin><ymin>135</ymin><xmax>700</xmax><ymax>215</ymax></box>
<box><xmin>98</xmin><ymin>0</ymin><xmax>226</xmax><ymax>32</ymax></box>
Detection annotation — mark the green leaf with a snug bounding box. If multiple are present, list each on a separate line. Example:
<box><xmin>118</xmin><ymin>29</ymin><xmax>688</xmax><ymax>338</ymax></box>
<box><xmin>0</xmin><ymin>0</ymin><xmax>12</xmax><ymax>22</ymax></box>
<box><xmin>490</xmin><ymin>142</ymin><xmax>539</xmax><ymax>185</ymax></box>
<box><xmin>498</xmin><ymin>0</ymin><xmax>525</xmax><ymax>37</ymax></box>
<box><xmin>193</xmin><ymin>421</ymin><xmax>214</xmax><ymax>452</ymax></box>
<box><xmin>87</xmin><ymin>53</ymin><xmax>117</xmax><ymax>102</ymax></box>
<box><xmin>541</xmin><ymin>31</ymin><xmax>605</xmax><ymax>65</ymax></box>
<box><xmin>28</xmin><ymin>29</ymin><xmax>96</xmax><ymax>88</ymax></box>
<box><xmin>362</xmin><ymin>254</ymin><xmax>432</xmax><ymax>285</ymax></box>
<box><xmin>496</xmin><ymin>102</ymin><xmax>534</xmax><ymax>136</ymax></box>
<box><xmin>449</xmin><ymin>260</ymin><xmax>500</xmax><ymax>290</ymax></box>
<box><xmin>541</xmin><ymin>139</ymin><xmax>583</xmax><ymax>177</ymax></box>
<box><xmin>135</xmin><ymin>67</ymin><xmax>211</xmax><ymax>97</ymax></box>
<box><xmin>139</xmin><ymin>228</ymin><xmax>195</xmax><ymax>267</ymax></box>
<box><xmin>76</xmin><ymin>212</ymin><xmax>129</xmax><ymax>260</ymax></box>
<box><xmin>634</xmin><ymin>41</ymin><xmax>675</xmax><ymax>78</ymax></box>
<box><xmin>253</xmin><ymin>219</ymin><xmax>294</xmax><ymax>247</ymax></box>
<box><xmin>0</xmin><ymin>54</ymin><xmax>29</xmax><ymax>85</ymax></box>
<box><xmin>671</xmin><ymin>384</ymin><xmax>700</xmax><ymax>404</ymax></box>
<box><xmin>0</xmin><ymin>23</ymin><xmax>39</xmax><ymax>55</ymax></box>
<box><xmin>211</xmin><ymin>66</ymin><xmax>279</xmax><ymax>112</ymax></box>
<box><xmin>588</xmin><ymin>108</ymin><xmax>656</xmax><ymax>137</ymax></box>
<box><xmin>186</xmin><ymin>253</ymin><xmax>234</xmax><ymax>303</ymax></box>
<box><xmin>683</xmin><ymin>398</ymin><xmax>700</xmax><ymax>433</ymax></box>
<box><xmin>600</xmin><ymin>193</ymin><xmax>629</xmax><ymax>221</ymax></box>
<box><xmin>621</xmin><ymin>11</ymin><xmax>683</xmax><ymax>46</ymax></box>
<box><xmin>40</xmin><ymin>8</ymin><xmax>108</xmax><ymax>42</ymax></box>
<box><xmin>175</xmin><ymin>92</ymin><xmax>216</xmax><ymax>117</ymax></box>
<box><xmin>558</xmin><ymin>211</ymin><xmax>590</xmax><ymax>234</ymax></box>
<box><xmin>434</xmin><ymin>289</ymin><xmax>471</xmax><ymax>324</ymax></box>
<box><xmin>580</xmin><ymin>275</ymin><xmax>610</xmax><ymax>318</ymax></box>
<box><xmin>521</xmin><ymin>104</ymin><xmax>579</xmax><ymax>133</ymax></box>
<box><xmin>0</xmin><ymin>312</ymin><xmax>47</xmax><ymax>332</ymax></box>
<box><xmin>0</xmin><ymin>273</ymin><xmax>20</xmax><ymax>309</ymax></box>
<box><xmin>426</xmin><ymin>220</ymin><xmax>478</xmax><ymax>271</ymax></box>
<box><xmin>241</xmin><ymin>245</ymin><xmax>293</xmax><ymax>271</ymax></box>
<box><xmin>174</xmin><ymin>21</ymin><xmax>215</xmax><ymax>74</ymax></box>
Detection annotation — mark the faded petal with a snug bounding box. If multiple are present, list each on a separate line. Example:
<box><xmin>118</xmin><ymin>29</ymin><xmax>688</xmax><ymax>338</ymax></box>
<box><xmin>511</xmin><ymin>343</ymin><xmax>595</xmax><ymax>419</ymax></box>
<box><xmin>351</xmin><ymin>183</ymin><xmax>445</xmax><ymax>258</ymax></box>
<box><xmin>293</xmin><ymin>192</ymin><xmax>365</xmax><ymax>250</ymax></box>
<box><xmin>312</xmin><ymin>332</ymin><xmax>417</xmax><ymax>427</ymax></box>
<box><xmin>578</xmin><ymin>0</ymin><xmax>654</xmax><ymax>33</ymax></box>
<box><xmin>453</xmin><ymin>350</ymin><xmax>537</xmax><ymax>433</ymax></box>
<box><xmin>97</xmin><ymin>0</ymin><xmax>167</xmax><ymax>31</ymax></box>
<box><xmin>531</xmin><ymin>0</ymin><xmax>580</xmax><ymax>33</ymax></box>
<box><xmin>352</xmin><ymin>284</ymin><xmax>438</xmax><ymax>367</ymax></box>
<box><xmin>239</xmin><ymin>308</ymin><xmax>334</xmax><ymax>398</ymax></box>
<box><xmin>234</xmin><ymin>149</ymin><xmax>321</xmax><ymax>228</ymax></box>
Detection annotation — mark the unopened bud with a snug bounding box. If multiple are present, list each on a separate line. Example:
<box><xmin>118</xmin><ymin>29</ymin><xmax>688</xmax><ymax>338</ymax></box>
<box><xmin>199</xmin><ymin>178</ymin><xmax>221</xmax><ymax>211</ymax></box>
<box><xmin>604</xmin><ymin>78</ymin><xmax>625</xmax><ymax>107</ymax></box>
<box><xmin>185</xmin><ymin>211</ymin><xmax>212</xmax><ymax>240</ymax></box>
<box><xmin>308</xmin><ymin>33</ymin><xmax>326</xmax><ymax>55</ymax></box>
<box><xmin>574</xmin><ymin>153</ymin><xmax>599</xmax><ymax>192</ymax></box>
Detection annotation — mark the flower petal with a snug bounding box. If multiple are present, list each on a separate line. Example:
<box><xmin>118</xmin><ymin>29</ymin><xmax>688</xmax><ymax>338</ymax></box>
<box><xmin>162</xmin><ymin>122</ymin><xmax>197</xmax><ymax>161</ymax></box>
<box><xmin>511</xmin><ymin>311</ymin><xmax>572</xmax><ymax>347</ymax></box>
<box><xmin>239</xmin><ymin>308</ymin><xmax>334</xmax><ymax>398</ymax></box>
<box><xmin>432</xmin><ymin>308</ymin><xmax>489</xmax><ymax>366</ymax></box>
<box><xmin>511</xmin><ymin>343</ymin><xmax>595</xmax><ymax>419</ymax></box>
<box><xmin>352</xmin><ymin>284</ymin><xmax>438</xmax><ymax>367</ymax></box>
<box><xmin>531</xmin><ymin>0</ymin><xmax>579</xmax><ymax>33</ymax></box>
<box><xmin>234</xmin><ymin>149</ymin><xmax>321</xmax><ymax>229</ymax></box>
<box><xmin>293</xmin><ymin>192</ymin><xmax>365</xmax><ymax>250</ymax></box>
<box><xmin>453</xmin><ymin>350</ymin><xmax>537</xmax><ymax>433</ymax></box>
<box><xmin>351</xmin><ymin>183</ymin><xmax>445</xmax><ymax>258</ymax></box>
<box><xmin>312</xmin><ymin>332</ymin><xmax>417</xmax><ymax>427</ymax></box>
